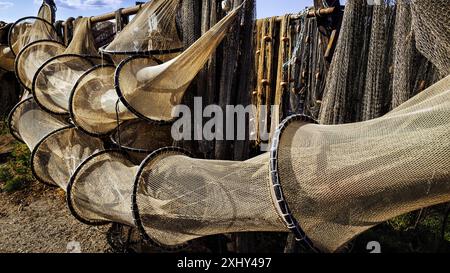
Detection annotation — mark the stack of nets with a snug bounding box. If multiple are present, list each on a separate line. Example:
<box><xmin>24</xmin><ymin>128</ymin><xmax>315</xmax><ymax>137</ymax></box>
<box><xmin>128</xmin><ymin>74</ymin><xmax>450</xmax><ymax>252</ymax></box>
<box><xmin>114</xmin><ymin>3</ymin><xmax>246</xmax><ymax>123</ymax></box>
<box><xmin>319</xmin><ymin>0</ymin><xmax>447</xmax><ymax>125</ymax></box>
<box><xmin>32</xmin><ymin>17</ymin><xmax>104</xmax><ymax>115</ymax></box>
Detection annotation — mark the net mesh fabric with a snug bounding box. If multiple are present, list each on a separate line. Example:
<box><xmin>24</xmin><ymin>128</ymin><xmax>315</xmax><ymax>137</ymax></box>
<box><xmin>116</xmin><ymin>4</ymin><xmax>244</xmax><ymax>122</ymax></box>
<box><xmin>70</xmin><ymin>65</ymin><xmax>136</xmax><ymax>136</ymax></box>
<box><xmin>411</xmin><ymin>0</ymin><xmax>450</xmax><ymax>76</ymax></box>
<box><xmin>32</xmin><ymin>18</ymin><xmax>102</xmax><ymax>114</ymax></box>
<box><xmin>102</xmin><ymin>0</ymin><xmax>182</xmax><ymax>55</ymax></box>
<box><xmin>31</xmin><ymin>127</ymin><xmax>104</xmax><ymax>188</ymax></box>
<box><xmin>134</xmin><ymin>151</ymin><xmax>285</xmax><ymax>247</ymax></box>
<box><xmin>319</xmin><ymin>0</ymin><xmax>444</xmax><ymax>124</ymax></box>
<box><xmin>15</xmin><ymin>40</ymin><xmax>66</xmax><ymax>90</ymax></box>
<box><xmin>68</xmin><ymin>151</ymin><xmax>137</xmax><ymax>226</ymax></box>
<box><xmin>9</xmin><ymin>15</ymin><xmax>58</xmax><ymax>56</ymax></box>
<box><xmin>33</xmin><ymin>55</ymin><xmax>98</xmax><ymax>114</ymax></box>
<box><xmin>8</xmin><ymin>98</ymin><xmax>68</xmax><ymax>149</ymax></box>
<box><xmin>274</xmin><ymin>75</ymin><xmax>450</xmax><ymax>252</ymax></box>
<box><xmin>111</xmin><ymin>120</ymin><xmax>174</xmax><ymax>162</ymax></box>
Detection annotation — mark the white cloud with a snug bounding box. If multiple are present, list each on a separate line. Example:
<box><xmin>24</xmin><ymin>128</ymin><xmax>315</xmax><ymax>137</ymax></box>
<box><xmin>0</xmin><ymin>1</ymin><xmax>13</xmax><ymax>10</ymax></box>
<box><xmin>56</xmin><ymin>0</ymin><xmax>123</xmax><ymax>10</ymax></box>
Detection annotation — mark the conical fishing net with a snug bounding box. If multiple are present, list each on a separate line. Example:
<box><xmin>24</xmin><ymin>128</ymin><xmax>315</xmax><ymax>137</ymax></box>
<box><xmin>31</xmin><ymin>126</ymin><xmax>104</xmax><ymax>188</ymax></box>
<box><xmin>69</xmin><ymin>65</ymin><xmax>137</xmax><ymax>136</ymax></box>
<box><xmin>67</xmin><ymin>150</ymin><xmax>137</xmax><ymax>226</ymax></box>
<box><xmin>8</xmin><ymin>97</ymin><xmax>68</xmax><ymax>149</ymax></box>
<box><xmin>8</xmin><ymin>2</ymin><xmax>58</xmax><ymax>56</ymax></box>
<box><xmin>101</xmin><ymin>0</ymin><xmax>182</xmax><ymax>59</ymax></box>
<box><xmin>133</xmin><ymin>148</ymin><xmax>286</xmax><ymax>248</ymax></box>
<box><xmin>15</xmin><ymin>40</ymin><xmax>66</xmax><ymax>90</ymax></box>
<box><xmin>110</xmin><ymin>120</ymin><xmax>174</xmax><ymax>162</ymax></box>
<box><xmin>319</xmin><ymin>0</ymin><xmax>444</xmax><ymax>124</ymax></box>
<box><xmin>32</xmin><ymin>18</ymin><xmax>103</xmax><ymax>115</ymax></box>
<box><xmin>115</xmin><ymin>4</ymin><xmax>244</xmax><ymax>122</ymax></box>
<box><xmin>269</xmin><ymin>74</ymin><xmax>450</xmax><ymax>252</ymax></box>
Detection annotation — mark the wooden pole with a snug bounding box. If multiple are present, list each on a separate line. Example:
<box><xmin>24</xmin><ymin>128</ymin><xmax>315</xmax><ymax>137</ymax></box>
<box><xmin>60</xmin><ymin>4</ymin><xmax>336</xmax><ymax>26</ymax></box>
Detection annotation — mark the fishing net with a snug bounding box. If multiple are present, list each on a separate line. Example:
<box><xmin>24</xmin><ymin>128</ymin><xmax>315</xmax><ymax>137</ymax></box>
<box><xmin>7</xmin><ymin>97</ymin><xmax>68</xmax><ymax>149</ymax></box>
<box><xmin>319</xmin><ymin>0</ymin><xmax>444</xmax><ymax>125</ymax></box>
<box><xmin>411</xmin><ymin>0</ymin><xmax>450</xmax><ymax>76</ymax></box>
<box><xmin>31</xmin><ymin>126</ymin><xmax>104</xmax><ymax>188</ymax></box>
<box><xmin>269</xmin><ymin>74</ymin><xmax>450</xmax><ymax>252</ymax></box>
<box><xmin>67</xmin><ymin>150</ymin><xmax>136</xmax><ymax>226</ymax></box>
<box><xmin>101</xmin><ymin>0</ymin><xmax>183</xmax><ymax>60</ymax></box>
<box><xmin>32</xmin><ymin>18</ymin><xmax>103</xmax><ymax>115</ymax></box>
<box><xmin>15</xmin><ymin>40</ymin><xmax>66</xmax><ymax>90</ymax></box>
<box><xmin>133</xmin><ymin>148</ymin><xmax>286</xmax><ymax>248</ymax></box>
<box><xmin>69</xmin><ymin>65</ymin><xmax>137</xmax><ymax>136</ymax></box>
<box><xmin>8</xmin><ymin>2</ymin><xmax>58</xmax><ymax>57</ymax></box>
<box><xmin>115</xmin><ymin>4</ymin><xmax>244</xmax><ymax>122</ymax></box>
<box><xmin>110</xmin><ymin>120</ymin><xmax>174</xmax><ymax>163</ymax></box>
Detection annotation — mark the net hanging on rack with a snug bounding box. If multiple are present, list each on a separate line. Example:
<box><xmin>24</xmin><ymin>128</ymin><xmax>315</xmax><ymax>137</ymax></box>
<box><xmin>8</xmin><ymin>2</ymin><xmax>58</xmax><ymax>56</ymax></box>
<box><xmin>8</xmin><ymin>97</ymin><xmax>68</xmax><ymax>149</ymax></box>
<box><xmin>101</xmin><ymin>0</ymin><xmax>183</xmax><ymax>60</ymax></box>
<box><xmin>318</xmin><ymin>0</ymin><xmax>444</xmax><ymax>125</ymax></box>
<box><xmin>130</xmin><ymin>75</ymin><xmax>450</xmax><ymax>252</ymax></box>
<box><xmin>67</xmin><ymin>150</ymin><xmax>138</xmax><ymax>226</ymax></box>
<box><xmin>31</xmin><ymin>126</ymin><xmax>104</xmax><ymax>188</ymax></box>
<box><xmin>115</xmin><ymin>4</ymin><xmax>244</xmax><ymax>122</ymax></box>
<box><xmin>69</xmin><ymin>65</ymin><xmax>138</xmax><ymax>137</ymax></box>
<box><xmin>32</xmin><ymin>18</ymin><xmax>104</xmax><ymax>115</ymax></box>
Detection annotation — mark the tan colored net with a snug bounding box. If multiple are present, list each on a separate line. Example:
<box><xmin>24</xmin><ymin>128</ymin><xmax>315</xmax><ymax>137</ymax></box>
<box><xmin>32</xmin><ymin>18</ymin><xmax>103</xmax><ymax>115</ymax></box>
<box><xmin>8</xmin><ymin>2</ymin><xmax>58</xmax><ymax>57</ymax></box>
<box><xmin>7</xmin><ymin>97</ymin><xmax>68</xmax><ymax>149</ymax></box>
<box><xmin>133</xmin><ymin>148</ymin><xmax>285</xmax><ymax>248</ymax></box>
<box><xmin>67</xmin><ymin>150</ymin><xmax>137</xmax><ymax>226</ymax></box>
<box><xmin>110</xmin><ymin>120</ymin><xmax>174</xmax><ymax>162</ymax></box>
<box><xmin>270</xmin><ymin>74</ymin><xmax>450</xmax><ymax>252</ymax></box>
<box><xmin>15</xmin><ymin>40</ymin><xmax>66</xmax><ymax>90</ymax></box>
<box><xmin>101</xmin><ymin>0</ymin><xmax>182</xmax><ymax>58</ymax></box>
<box><xmin>69</xmin><ymin>65</ymin><xmax>137</xmax><ymax>136</ymax></box>
<box><xmin>115</xmin><ymin>4</ymin><xmax>244</xmax><ymax>122</ymax></box>
<box><xmin>31</xmin><ymin>126</ymin><xmax>104</xmax><ymax>188</ymax></box>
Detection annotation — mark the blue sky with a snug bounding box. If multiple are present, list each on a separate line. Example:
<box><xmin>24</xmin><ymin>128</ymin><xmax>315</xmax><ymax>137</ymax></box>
<box><xmin>0</xmin><ymin>0</ymin><xmax>316</xmax><ymax>23</ymax></box>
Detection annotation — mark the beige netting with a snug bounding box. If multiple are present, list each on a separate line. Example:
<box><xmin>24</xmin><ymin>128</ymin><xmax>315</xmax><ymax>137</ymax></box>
<box><xmin>15</xmin><ymin>40</ymin><xmax>66</xmax><ymax>90</ymax></box>
<box><xmin>8</xmin><ymin>2</ymin><xmax>58</xmax><ymax>56</ymax></box>
<box><xmin>133</xmin><ymin>149</ymin><xmax>286</xmax><ymax>248</ymax></box>
<box><xmin>8</xmin><ymin>97</ymin><xmax>68</xmax><ymax>149</ymax></box>
<box><xmin>102</xmin><ymin>0</ymin><xmax>182</xmax><ymax>57</ymax></box>
<box><xmin>115</xmin><ymin>4</ymin><xmax>244</xmax><ymax>122</ymax></box>
<box><xmin>111</xmin><ymin>120</ymin><xmax>174</xmax><ymax>162</ymax></box>
<box><xmin>271</xmin><ymin>74</ymin><xmax>450</xmax><ymax>252</ymax></box>
<box><xmin>31</xmin><ymin>126</ymin><xmax>104</xmax><ymax>188</ymax></box>
<box><xmin>69</xmin><ymin>65</ymin><xmax>137</xmax><ymax>136</ymax></box>
<box><xmin>67</xmin><ymin>150</ymin><xmax>137</xmax><ymax>226</ymax></box>
<box><xmin>32</xmin><ymin>18</ymin><xmax>103</xmax><ymax>115</ymax></box>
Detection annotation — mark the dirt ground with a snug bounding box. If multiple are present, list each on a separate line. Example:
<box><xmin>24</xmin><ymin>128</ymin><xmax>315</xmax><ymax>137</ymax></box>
<box><xmin>0</xmin><ymin>181</ymin><xmax>110</xmax><ymax>253</ymax></box>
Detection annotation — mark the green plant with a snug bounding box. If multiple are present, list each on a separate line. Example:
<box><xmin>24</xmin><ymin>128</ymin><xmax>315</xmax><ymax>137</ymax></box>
<box><xmin>0</xmin><ymin>142</ymin><xmax>35</xmax><ymax>193</ymax></box>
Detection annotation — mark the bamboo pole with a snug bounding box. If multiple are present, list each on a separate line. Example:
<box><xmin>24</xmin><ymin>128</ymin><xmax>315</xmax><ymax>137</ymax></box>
<box><xmin>61</xmin><ymin>5</ymin><xmax>336</xmax><ymax>26</ymax></box>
